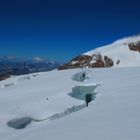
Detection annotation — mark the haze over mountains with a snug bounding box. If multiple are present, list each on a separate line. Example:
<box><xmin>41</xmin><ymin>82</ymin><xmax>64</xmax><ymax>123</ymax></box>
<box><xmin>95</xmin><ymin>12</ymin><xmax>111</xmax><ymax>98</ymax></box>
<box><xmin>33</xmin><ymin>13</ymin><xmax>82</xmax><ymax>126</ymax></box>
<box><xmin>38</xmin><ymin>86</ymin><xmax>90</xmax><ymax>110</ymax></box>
<box><xmin>0</xmin><ymin>56</ymin><xmax>60</xmax><ymax>77</ymax></box>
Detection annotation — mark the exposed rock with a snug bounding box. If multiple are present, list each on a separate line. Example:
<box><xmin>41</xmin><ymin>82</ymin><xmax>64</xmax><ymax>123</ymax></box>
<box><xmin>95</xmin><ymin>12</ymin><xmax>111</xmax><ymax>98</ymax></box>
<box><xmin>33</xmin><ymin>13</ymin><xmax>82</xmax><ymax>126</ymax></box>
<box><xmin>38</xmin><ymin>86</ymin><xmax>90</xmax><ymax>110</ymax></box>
<box><xmin>104</xmin><ymin>56</ymin><xmax>114</xmax><ymax>67</ymax></box>
<box><xmin>58</xmin><ymin>55</ymin><xmax>93</xmax><ymax>70</ymax></box>
<box><xmin>128</xmin><ymin>41</ymin><xmax>140</xmax><ymax>52</ymax></box>
<box><xmin>89</xmin><ymin>53</ymin><xmax>104</xmax><ymax>68</ymax></box>
<box><xmin>59</xmin><ymin>35</ymin><xmax>140</xmax><ymax>70</ymax></box>
<box><xmin>58</xmin><ymin>53</ymin><xmax>113</xmax><ymax>70</ymax></box>
<box><xmin>89</xmin><ymin>60</ymin><xmax>105</xmax><ymax>68</ymax></box>
<box><xmin>0</xmin><ymin>73</ymin><xmax>11</xmax><ymax>81</ymax></box>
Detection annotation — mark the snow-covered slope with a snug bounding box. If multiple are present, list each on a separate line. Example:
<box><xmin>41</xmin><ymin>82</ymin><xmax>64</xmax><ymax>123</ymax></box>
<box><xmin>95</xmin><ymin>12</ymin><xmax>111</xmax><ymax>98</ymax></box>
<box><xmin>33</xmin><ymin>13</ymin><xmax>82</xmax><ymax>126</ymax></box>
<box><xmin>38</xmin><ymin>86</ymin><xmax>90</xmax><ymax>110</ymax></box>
<box><xmin>59</xmin><ymin>35</ymin><xmax>140</xmax><ymax>70</ymax></box>
<box><xmin>0</xmin><ymin>67</ymin><xmax>140</xmax><ymax>140</ymax></box>
<box><xmin>84</xmin><ymin>35</ymin><xmax>140</xmax><ymax>67</ymax></box>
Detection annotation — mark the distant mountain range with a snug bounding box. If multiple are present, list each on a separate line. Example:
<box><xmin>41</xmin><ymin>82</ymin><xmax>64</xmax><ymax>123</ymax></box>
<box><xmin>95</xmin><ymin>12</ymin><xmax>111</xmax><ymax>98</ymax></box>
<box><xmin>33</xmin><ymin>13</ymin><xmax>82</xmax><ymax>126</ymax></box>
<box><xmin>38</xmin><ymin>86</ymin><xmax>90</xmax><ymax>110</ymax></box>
<box><xmin>0</xmin><ymin>56</ymin><xmax>60</xmax><ymax>80</ymax></box>
<box><xmin>59</xmin><ymin>34</ymin><xmax>140</xmax><ymax>70</ymax></box>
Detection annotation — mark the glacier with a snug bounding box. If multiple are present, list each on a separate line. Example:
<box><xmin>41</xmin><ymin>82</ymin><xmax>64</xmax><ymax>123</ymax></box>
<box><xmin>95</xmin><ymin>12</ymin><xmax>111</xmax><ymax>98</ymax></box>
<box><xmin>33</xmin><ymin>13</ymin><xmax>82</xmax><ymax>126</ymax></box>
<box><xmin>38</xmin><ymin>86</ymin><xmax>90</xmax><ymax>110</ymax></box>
<box><xmin>0</xmin><ymin>67</ymin><xmax>140</xmax><ymax>140</ymax></box>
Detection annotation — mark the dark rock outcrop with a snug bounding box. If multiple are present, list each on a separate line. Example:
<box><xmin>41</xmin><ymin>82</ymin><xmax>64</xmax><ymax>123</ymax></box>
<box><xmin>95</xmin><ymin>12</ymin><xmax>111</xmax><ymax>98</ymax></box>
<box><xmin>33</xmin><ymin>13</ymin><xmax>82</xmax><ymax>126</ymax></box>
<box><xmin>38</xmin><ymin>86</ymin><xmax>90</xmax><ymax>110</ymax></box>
<box><xmin>104</xmin><ymin>56</ymin><xmax>114</xmax><ymax>67</ymax></box>
<box><xmin>58</xmin><ymin>53</ymin><xmax>113</xmax><ymax>70</ymax></box>
<box><xmin>0</xmin><ymin>73</ymin><xmax>11</xmax><ymax>81</ymax></box>
<box><xmin>128</xmin><ymin>41</ymin><xmax>140</xmax><ymax>52</ymax></box>
<box><xmin>58</xmin><ymin>55</ymin><xmax>93</xmax><ymax>70</ymax></box>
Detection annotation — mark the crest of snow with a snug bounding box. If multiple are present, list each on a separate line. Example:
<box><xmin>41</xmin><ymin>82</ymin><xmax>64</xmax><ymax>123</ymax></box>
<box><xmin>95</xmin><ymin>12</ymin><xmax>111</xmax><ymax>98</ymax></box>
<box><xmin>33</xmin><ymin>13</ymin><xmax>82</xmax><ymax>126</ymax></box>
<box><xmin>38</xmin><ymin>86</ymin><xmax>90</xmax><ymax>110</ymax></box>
<box><xmin>84</xmin><ymin>35</ymin><xmax>140</xmax><ymax>67</ymax></box>
<box><xmin>113</xmin><ymin>34</ymin><xmax>140</xmax><ymax>44</ymax></box>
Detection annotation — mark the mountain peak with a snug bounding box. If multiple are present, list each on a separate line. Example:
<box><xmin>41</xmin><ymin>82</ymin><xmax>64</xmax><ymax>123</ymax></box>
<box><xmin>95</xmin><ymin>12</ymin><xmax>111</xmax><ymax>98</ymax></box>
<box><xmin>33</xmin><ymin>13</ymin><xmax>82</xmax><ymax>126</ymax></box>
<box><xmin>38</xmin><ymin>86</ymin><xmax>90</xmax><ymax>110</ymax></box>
<box><xmin>59</xmin><ymin>34</ymin><xmax>140</xmax><ymax>70</ymax></box>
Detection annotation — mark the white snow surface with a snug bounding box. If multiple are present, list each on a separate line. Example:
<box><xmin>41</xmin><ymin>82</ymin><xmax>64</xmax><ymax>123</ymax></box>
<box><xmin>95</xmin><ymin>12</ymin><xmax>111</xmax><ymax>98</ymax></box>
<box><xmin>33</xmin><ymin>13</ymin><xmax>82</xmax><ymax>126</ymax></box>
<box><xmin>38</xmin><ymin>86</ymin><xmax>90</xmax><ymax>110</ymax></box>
<box><xmin>0</xmin><ymin>67</ymin><xmax>140</xmax><ymax>140</ymax></box>
<box><xmin>84</xmin><ymin>35</ymin><xmax>140</xmax><ymax>67</ymax></box>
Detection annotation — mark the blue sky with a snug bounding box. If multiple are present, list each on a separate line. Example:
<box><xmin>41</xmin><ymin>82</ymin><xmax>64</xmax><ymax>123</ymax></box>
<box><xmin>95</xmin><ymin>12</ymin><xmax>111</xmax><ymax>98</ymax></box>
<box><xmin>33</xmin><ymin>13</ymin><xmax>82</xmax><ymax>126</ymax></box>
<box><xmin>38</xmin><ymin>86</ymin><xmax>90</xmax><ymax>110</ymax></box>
<box><xmin>0</xmin><ymin>0</ymin><xmax>140</xmax><ymax>62</ymax></box>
